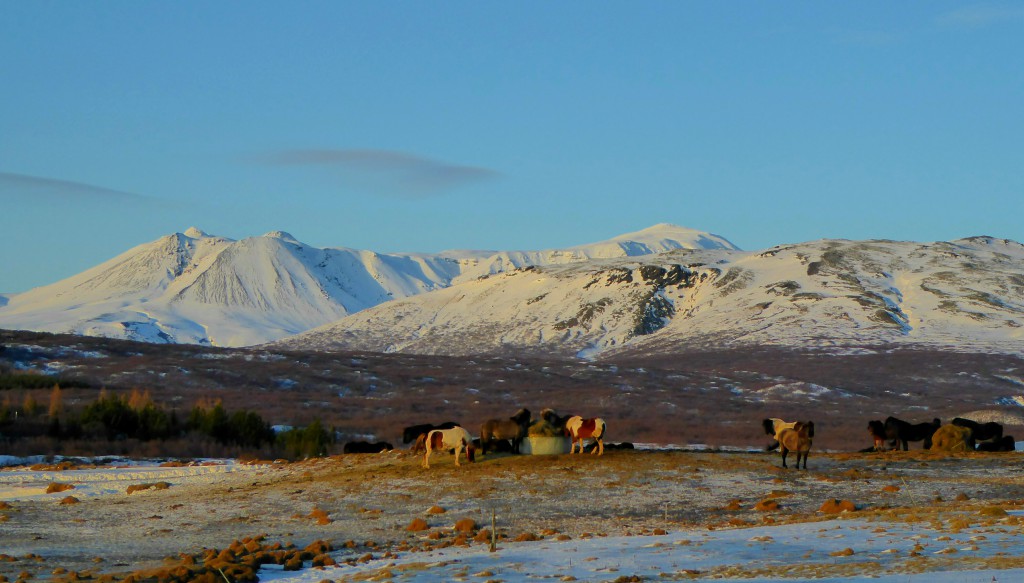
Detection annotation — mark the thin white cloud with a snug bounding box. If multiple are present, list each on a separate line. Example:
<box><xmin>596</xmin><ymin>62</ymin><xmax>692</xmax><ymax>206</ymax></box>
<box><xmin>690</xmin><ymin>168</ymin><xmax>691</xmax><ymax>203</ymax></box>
<box><xmin>0</xmin><ymin>171</ymin><xmax>149</xmax><ymax>203</ymax></box>
<box><xmin>256</xmin><ymin>149</ymin><xmax>500</xmax><ymax>198</ymax></box>
<box><xmin>935</xmin><ymin>3</ymin><xmax>1024</xmax><ymax>29</ymax></box>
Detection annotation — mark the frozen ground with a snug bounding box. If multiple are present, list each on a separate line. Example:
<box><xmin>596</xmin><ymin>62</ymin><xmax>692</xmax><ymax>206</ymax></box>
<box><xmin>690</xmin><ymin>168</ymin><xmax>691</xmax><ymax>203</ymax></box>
<box><xmin>4</xmin><ymin>451</ymin><xmax>1024</xmax><ymax>582</ymax></box>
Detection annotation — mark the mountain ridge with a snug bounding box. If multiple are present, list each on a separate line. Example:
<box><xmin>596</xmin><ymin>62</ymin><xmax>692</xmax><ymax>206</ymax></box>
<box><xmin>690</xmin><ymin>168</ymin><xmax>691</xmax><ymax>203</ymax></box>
<box><xmin>274</xmin><ymin>235</ymin><xmax>1024</xmax><ymax>358</ymax></box>
<box><xmin>0</xmin><ymin>223</ymin><xmax>736</xmax><ymax>347</ymax></box>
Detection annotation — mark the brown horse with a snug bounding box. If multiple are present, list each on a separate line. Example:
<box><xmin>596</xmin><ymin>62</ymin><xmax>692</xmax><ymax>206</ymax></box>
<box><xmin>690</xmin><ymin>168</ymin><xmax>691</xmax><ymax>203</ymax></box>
<box><xmin>778</xmin><ymin>421</ymin><xmax>813</xmax><ymax>469</ymax></box>
<box><xmin>565</xmin><ymin>416</ymin><xmax>607</xmax><ymax>455</ymax></box>
<box><xmin>480</xmin><ymin>408</ymin><xmax>531</xmax><ymax>454</ymax></box>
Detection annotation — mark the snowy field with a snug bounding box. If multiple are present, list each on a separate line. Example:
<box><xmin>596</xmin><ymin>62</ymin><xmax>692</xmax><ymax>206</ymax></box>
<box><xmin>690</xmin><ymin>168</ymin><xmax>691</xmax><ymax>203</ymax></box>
<box><xmin>5</xmin><ymin>454</ymin><xmax>1024</xmax><ymax>582</ymax></box>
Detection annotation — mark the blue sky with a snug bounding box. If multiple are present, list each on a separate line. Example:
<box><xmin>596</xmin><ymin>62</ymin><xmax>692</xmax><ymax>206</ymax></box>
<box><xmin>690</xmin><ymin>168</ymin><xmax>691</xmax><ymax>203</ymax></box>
<box><xmin>2</xmin><ymin>2</ymin><xmax>1022</xmax><ymax>293</ymax></box>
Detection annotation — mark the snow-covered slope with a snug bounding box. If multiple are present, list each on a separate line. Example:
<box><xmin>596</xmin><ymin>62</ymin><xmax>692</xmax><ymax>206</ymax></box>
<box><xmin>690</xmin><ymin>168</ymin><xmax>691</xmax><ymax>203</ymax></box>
<box><xmin>277</xmin><ymin>236</ymin><xmax>1024</xmax><ymax>357</ymax></box>
<box><xmin>0</xmin><ymin>224</ymin><xmax>734</xmax><ymax>347</ymax></box>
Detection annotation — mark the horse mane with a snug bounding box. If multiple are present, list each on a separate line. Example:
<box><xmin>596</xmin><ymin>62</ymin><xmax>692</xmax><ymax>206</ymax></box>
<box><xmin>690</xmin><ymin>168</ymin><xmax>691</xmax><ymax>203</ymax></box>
<box><xmin>762</xmin><ymin>418</ymin><xmax>778</xmax><ymax>436</ymax></box>
<box><xmin>510</xmin><ymin>408</ymin><xmax>532</xmax><ymax>425</ymax></box>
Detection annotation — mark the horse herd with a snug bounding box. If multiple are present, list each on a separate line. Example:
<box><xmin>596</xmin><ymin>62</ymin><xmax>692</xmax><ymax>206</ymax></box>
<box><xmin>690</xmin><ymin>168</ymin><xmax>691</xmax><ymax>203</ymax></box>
<box><xmin>762</xmin><ymin>414</ymin><xmax>1017</xmax><ymax>470</ymax></box>
<box><xmin>346</xmin><ymin>409</ymin><xmax>1016</xmax><ymax>471</ymax></box>
<box><xmin>386</xmin><ymin>408</ymin><xmax>609</xmax><ymax>469</ymax></box>
<box><xmin>865</xmin><ymin>416</ymin><xmax>1015</xmax><ymax>453</ymax></box>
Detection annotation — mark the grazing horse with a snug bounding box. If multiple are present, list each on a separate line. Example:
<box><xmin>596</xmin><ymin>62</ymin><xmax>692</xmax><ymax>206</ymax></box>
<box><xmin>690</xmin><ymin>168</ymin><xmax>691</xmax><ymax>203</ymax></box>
<box><xmin>977</xmin><ymin>435</ymin><xmax>1016</xmax><ymax>452</ymax></box>
<box><xmin>762</xmin><ymin>418</ymin><xmax>798</xmax><ymax>451</ymax></box>
<box><xmin>884</xmin><ymin>416</ymin><xmax>941</xmax><ymax>451</ymax></box>
<box><xmin>541</xmin><ymin>408</ymin><xmax>576</xmax><ymax>431</ymax></box>
<box><xmin>343</xmin><ymin>441</ymin><xmax>393</xmax><ymax>454</ymax></box>
<box><xmin>778</xmin><ymin>421</ymin><xmax>813</xmax><ymax>469</ymax></box>
<box><xmin>865</xmin><ymin>420</ymin><xmax>893</xmax><ymax>451</ymax></box>
<box><xmin>952</xmin><ymin>417</ymin><xmax>1003</xmax><ymax>446</ymax></box>
<box><xmin>480</xmin><ymin>408</ymin><xmax>531</xmax><ymax>454</ymax></box>
<box><xmin>403</xmin><ymin>421</ymin><xmax>460</xmax><ymax>445</ymax></box>
<box><xmin>565</xmin><ymin>416</ymin><xmax>607</xmax><ymax>455</ymax></box>
<box><xmin>422</xmin><ymin>426</ymin><xmax>475</xmax><ymax>468</ymax></box>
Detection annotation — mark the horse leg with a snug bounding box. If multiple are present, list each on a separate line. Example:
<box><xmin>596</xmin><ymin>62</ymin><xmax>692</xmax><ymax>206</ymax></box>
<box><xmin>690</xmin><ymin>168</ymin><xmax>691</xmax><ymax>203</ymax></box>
<box><xmin>781</xmin><ymin>447</ymin><xmax>789</xmax><ymax>468</ymax></box>
<box><xmin>901</xmin><ymin>439</ymin><xmax>908</xmax><ymax>451</ymax></box>
<box><xmin>422</xmin><ymin>449</ymin><xmax>431</xmax><ymax>469</ymax></box>
<box><xmin>592</xmin><ymin>438</ymin><xmax>603</xmax><ymax>455</ymax></box>
<box><xmin>454</xmin><ymin>444</ymin><xmax>461</xmax><ymax>466</ymax></box>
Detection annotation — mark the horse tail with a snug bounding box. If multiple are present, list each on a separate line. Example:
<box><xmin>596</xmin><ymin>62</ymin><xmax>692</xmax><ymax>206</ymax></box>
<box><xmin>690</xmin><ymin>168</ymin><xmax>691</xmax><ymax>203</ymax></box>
<box><xmin>466</xmin><ymin>438</ymin><xmax>476</xmax><ymax>462</ymax></box>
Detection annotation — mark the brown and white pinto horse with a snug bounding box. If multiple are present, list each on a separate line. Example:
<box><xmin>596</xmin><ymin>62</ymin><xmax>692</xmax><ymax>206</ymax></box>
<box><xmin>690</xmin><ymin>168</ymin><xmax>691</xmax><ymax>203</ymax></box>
<box><xmin>422</xmin><ymin>426</ymin><xmax>476</xmax><ymax>468</ymax></box>
<box><xmin>565</xmin><ymin>416</ymin><xmax>607</xmax><ymax>455</ymax></box>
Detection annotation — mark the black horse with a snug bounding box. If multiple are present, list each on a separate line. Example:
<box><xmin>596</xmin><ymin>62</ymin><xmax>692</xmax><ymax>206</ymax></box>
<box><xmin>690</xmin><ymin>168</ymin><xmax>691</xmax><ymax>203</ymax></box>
<box><xmin>884</xmin><ymin>416</ymin><xmax>941</xmax><ymax>450</ymax></box>
<box><xmin>952</xmin><ymin>417</ymin><xmax>1004</xmax><ymax>446</ymax></box>
<box><xmin>402</xmin><ymin>421</ymin><xmax>460</xmax><ymax>445</ymax></box>
<box><xmin>343</xmin><ymin>441</ymin><xmax>394</xmax><ymax>454</ymax></box>
<box><xmin>976</xmin><ymin>435</ymin><xmax>1016</xmax><ymax>452</ymax></box>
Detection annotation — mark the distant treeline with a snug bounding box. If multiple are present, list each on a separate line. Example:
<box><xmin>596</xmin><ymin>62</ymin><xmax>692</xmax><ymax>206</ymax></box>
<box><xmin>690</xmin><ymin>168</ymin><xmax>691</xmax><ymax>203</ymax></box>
<box><xmin>0</xmin><ymin>372</ymin><xmax>91</xmax><ymax>390</ymax></box>
<box><xmin>0</xmin><ymin>387</ymin><xmax>333</xmax><ymax>459</ymax></box>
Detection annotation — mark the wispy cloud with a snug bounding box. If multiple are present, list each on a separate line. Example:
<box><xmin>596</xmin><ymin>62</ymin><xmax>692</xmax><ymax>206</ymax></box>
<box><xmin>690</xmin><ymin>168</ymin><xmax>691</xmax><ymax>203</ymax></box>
<box><xmin>0</xmin><ymin>171</ymin><xmax>149</xmax><ymax>203</ymax></box>
<box><xmin>936</xmin><ymin>3</ymin><xmax>1024</xmax><ymax>29</ymax></box>
<box><xmin>256</xmin><ymin>149</ymin><xmax>500</xmax><ymax>198</ymax></box>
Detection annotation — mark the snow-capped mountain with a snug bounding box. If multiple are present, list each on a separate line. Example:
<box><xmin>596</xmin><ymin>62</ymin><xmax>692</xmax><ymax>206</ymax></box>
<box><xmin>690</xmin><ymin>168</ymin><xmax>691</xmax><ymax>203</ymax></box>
<box><xmin>276</xmin><ymin>236</ymin><xmax>1024</xmax><ymax>357</ymax></box>
<box><xmin>0</xmin><ymin>224</ymin><xmax>736</xmax><ymax>347</ymax></box>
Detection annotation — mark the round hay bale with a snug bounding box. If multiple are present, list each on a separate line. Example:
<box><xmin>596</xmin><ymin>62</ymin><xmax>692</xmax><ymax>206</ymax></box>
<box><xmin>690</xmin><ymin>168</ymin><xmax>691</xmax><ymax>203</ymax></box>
<box><xmin>521</xmin><ymin>436</ymin><xmax>570</xmax><ymax>455</ymax></box>
<box><xmin>931</xmin><ymin>424</ymin><xmax>972</xmax><ymax>452</ymax></box>
<box><xmin>527</xmin><ymin>420</ymin><xmax>561</xmax><ymax>437</ymax></box>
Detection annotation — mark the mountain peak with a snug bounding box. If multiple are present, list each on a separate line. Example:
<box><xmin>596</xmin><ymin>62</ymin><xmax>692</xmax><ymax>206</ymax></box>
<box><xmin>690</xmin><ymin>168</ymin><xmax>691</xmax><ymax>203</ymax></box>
<box><xmin>183</xmin><ymin>227</ymin><xmax>210</xmax><ymax>238</ymax></box>
<box><xmin>263</xmin><ymin>230</ymin><xmax>300</xmax><ymax>244</ymax></box>
<box><xmin>600</xmin><ymin>224</ymin><xmax>740</xmax><ymax>251</ymax></box>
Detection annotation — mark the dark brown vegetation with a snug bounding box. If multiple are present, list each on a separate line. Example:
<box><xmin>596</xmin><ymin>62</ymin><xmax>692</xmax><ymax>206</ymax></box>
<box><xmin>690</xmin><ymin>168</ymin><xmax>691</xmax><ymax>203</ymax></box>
<box><xmin>2</xmin><ymin>329</ymin><xmax>1024</xmax><ymax>457</ymax></box>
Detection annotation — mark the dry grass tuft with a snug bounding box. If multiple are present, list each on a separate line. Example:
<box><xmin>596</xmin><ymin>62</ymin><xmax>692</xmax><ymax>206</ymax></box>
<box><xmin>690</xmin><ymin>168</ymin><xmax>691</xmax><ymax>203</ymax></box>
<box><xmin>59</xmin><ymin>496</ymin><xmax>80</xmax><ymax>505</ymax></box>
<box><xmin>407</xmin><ymin>518</ymin><xmax>429</xmax><ymax>532</ymax></box>
<box><xmin>126</xmin><ymin>482</ymin><xmax>170</xmax><ymax>495</ymax></box>
<box><xmin>819</xmin><ymin>499</ymin><xmax>857</xmax><ymax>514</ymax></box>
<box><xmin>426</xmin><ymin>505</ymin><xmax>446</xmax><ymax>514</ymax></box>
<box><xmin>307</xmin><ymin>507</ymin><xmax>332</xmax><ymax>525</ymax></box>
<box><xmin>754</xmin><ymin>499</ymin><xmax>780</xmax><ymax>512</ymax></box>
<box><xmin>453</xmin><ymin>518</ymin><xmax>477</xmax><ymax>533</ymax></box>
<box><xmin>46</xmin><ymin>483</ymin><xmax>75</xmax><ymax>494</ymax></box>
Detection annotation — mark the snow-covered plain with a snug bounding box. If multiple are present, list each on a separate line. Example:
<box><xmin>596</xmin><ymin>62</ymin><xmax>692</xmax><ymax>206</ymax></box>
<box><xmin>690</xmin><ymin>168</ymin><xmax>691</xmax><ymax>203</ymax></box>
<box><xmin>5</xmin><ymin>457</ymin><xmax>1024</xmax><ymax>582</ymax></box>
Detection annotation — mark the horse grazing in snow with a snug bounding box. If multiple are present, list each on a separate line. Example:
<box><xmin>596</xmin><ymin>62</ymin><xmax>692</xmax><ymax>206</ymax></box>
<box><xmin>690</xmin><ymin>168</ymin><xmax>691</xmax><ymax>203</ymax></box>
<box><xmin>565</xmin><ymin>416</ymin><xmax>607</xmax><ymax>455</ymax></box>
<box><xmin>480</xmin><ymin>408</ymin><xmax>531</xmax><ymax>454</ymax></box>
<box><xmin>343</xmin><ymin>441</ymin><xmax>393</xmax><ymax>454</ymax></box>
<box><xmin>422</xmin><ymin>426</ymin><xmax>475</xmax><ymax>469</ymax></box>
<box><xmin>884</xmin><ymin>416</ymin><xmax>940</xmax><ymax>451</ymax></box>
<box><xmin>778</xmin><ymin>421</ymin><xmax>813</xmax><ymax>470</ymax></box>
<box><xmin>864</xmin><ymin>420</ymin><xmax>893</xmax><ymax>452</ymax></box>
<box><xmin>952</xmin><ymin>417</ymin><xmax>1003</xmax><ymax>446</ymax></box>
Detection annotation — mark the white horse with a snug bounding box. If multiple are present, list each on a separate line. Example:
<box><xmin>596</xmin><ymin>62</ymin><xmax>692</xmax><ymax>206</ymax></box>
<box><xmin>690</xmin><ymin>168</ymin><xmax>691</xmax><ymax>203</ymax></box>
<box><xmin>422</xmin><ymin>426</ymin><xmax>475</xmax><ymax>468</ymax></box>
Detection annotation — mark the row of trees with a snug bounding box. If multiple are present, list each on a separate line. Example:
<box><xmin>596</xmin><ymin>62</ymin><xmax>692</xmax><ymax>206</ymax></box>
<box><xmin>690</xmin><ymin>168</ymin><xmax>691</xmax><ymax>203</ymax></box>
<box><xmin>1</xmin><ymin>386</ymin><xmax>333</xmax><ymax>459</ymax></box>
